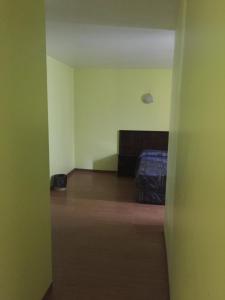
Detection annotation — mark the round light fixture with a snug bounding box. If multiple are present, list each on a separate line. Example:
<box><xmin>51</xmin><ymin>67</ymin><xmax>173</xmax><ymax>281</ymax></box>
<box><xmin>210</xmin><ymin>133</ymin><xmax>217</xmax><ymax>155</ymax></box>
<box><xmin>141</xmin><ymin>93</ymin><xmax>154</xmax><ymax>104</ymax></box>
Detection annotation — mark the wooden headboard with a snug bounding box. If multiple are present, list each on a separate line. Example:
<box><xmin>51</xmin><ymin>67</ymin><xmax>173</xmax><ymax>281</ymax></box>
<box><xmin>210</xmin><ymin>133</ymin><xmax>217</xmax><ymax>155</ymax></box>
<box><xmin>118</xmin><ymin>130</ymin><xmax>169</xmax><ymax>176</ymax></box>
<box><xmin>119</xmin><ymin>130</ymin><xmax>169</xmax><ymax>156</ymax></box>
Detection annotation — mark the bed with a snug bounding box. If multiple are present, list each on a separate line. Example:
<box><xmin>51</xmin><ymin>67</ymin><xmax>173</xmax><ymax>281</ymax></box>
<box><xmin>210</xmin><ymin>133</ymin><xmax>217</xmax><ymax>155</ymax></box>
<box><xmin>136</xmin><ymin>150</ymin><xmax>168</xmax><ymax>205</ymax></box>
<box><xmin>118</xmin><ymin>130</ymin><xmax>169</xmax><ymax>177</ymax></box>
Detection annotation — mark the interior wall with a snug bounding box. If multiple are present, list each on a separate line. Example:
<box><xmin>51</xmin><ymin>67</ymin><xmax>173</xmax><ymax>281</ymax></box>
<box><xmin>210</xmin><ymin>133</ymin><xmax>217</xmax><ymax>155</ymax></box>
<box><xmin>74</xmin><ymin>69</ymin><xmax>172</xmax><ymax>170</ymax></box>
<box><xmin>165</xmin><ymin>0</ymin><xmax>187</xmax><ymax>276</ymax></box>
<box><xmin>47</xmin><ymin>56</ymin><xmax>75</xmax><ymax>176</ymax></box>
<box><xmin>165</xmin><ymin>0</ymin><xmax>225</xmax><ymax>299</ymax></box>
<box><xmin>0</xmin><ymin>1</ymin><xmax>52</xmax><ymax>300</ymax></box>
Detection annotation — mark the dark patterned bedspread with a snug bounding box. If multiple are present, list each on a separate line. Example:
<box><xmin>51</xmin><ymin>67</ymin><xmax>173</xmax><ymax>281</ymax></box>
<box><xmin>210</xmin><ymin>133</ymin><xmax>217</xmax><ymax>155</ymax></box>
<box><xmin>136</xmin><ymin>150</ymin><xmax>168</xmax><ymax>205</ymax></box>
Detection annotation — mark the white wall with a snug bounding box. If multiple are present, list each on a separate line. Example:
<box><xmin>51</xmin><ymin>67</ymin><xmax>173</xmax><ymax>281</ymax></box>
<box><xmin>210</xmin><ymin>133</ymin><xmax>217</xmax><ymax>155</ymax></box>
<box><xmin>47</xmin><ymin>56</ymin><xmax>75</xmax><ymax>176</ymax></box>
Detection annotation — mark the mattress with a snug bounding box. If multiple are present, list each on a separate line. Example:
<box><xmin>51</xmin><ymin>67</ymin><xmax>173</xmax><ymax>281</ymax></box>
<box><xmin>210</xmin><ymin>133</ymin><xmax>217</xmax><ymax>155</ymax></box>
<box><xmin>136</xmin><ymin>150</ymin><xmax>168</xmax><ymax>205</ymax></box>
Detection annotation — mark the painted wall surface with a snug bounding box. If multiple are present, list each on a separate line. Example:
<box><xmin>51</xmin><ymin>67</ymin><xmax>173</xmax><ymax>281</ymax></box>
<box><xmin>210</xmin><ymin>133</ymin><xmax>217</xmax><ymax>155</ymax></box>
<box><xmin>165</xmin><ymin>0</ymin><xmax>225</xmax><ymax>299</ymax></box>
<box><xmin>0</xmin><ymin>1</ymin><xmax>52</xmax><ymax>300</ymax></box>
<box><xmin>74</xmin><ymin>69</ymin><xmax>172</xmax><ymax>170</ymax></box>
<box><xmin>47</xmin><ymin>56</ymin><xmax>75</xmax><ymax>176</ymax></box>
<box><xmin>165</xmin><ymin>0</ymin><xmax>187</xmax><ymax>275</ymax></box>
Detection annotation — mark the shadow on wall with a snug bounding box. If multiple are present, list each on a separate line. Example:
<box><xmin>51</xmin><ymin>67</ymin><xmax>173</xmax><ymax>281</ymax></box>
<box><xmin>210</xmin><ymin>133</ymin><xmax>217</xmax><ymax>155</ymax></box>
<box><xmin>93</xmin><ymin>154</ymin><xmax>118</xmax><ymax>171</ymax></box>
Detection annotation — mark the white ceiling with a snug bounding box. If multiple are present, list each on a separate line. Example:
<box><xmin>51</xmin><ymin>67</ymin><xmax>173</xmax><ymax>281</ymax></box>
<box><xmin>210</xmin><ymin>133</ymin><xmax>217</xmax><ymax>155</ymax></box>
<box><xmin>46</xmin><ymin>0</ymin><xmax>178</xmax><ymax>68</ymax></box>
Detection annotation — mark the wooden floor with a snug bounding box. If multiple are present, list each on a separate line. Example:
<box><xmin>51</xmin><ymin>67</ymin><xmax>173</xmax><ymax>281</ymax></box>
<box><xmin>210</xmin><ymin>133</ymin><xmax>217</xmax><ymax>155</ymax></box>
<box><xmin>45</xmin><ymin>171</ymin><xmax>169</xmax><ymax>300</ymax></box>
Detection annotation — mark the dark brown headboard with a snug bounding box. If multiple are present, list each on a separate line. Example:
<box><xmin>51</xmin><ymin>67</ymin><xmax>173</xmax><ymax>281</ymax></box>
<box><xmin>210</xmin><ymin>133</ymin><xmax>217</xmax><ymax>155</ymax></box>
<box><xmin>118</xmin><ymin>130</ymin><xmax>169</xmax><ymax>176</ymax></box>
<box><xmin>119</xmin><ymin>130</ymin><xmax>169</xmax><ymax>156</ymax></box>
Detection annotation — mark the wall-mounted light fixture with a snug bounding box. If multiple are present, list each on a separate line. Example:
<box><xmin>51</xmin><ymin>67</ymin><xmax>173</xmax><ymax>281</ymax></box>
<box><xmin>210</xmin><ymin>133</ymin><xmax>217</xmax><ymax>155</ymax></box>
<box><xmin>141</xmin><ymin>93</ymin><xmax>154</xmax><ymax>104</ymax></box>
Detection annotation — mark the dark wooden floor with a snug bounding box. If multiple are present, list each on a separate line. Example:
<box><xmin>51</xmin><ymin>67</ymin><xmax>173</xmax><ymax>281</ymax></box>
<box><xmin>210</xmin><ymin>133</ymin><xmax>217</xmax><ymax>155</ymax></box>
<box><xmin>45</xmin><ymin>171</ymin><xmax>169</xmax><ymax>300</ymax></box>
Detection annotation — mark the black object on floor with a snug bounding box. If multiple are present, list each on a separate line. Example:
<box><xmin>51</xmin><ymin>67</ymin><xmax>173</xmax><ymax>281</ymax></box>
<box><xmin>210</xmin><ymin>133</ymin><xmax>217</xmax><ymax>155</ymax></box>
<box><xmin>51</xmin><ymin>174</ymin><xmax>67</xmax><ymax>191</ymax></box>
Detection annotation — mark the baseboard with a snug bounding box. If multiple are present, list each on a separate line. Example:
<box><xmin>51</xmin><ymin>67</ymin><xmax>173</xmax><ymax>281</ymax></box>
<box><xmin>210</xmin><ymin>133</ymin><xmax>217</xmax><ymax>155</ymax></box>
<box><xmin>67</xmin><ymin>168</ymin><xmax>76</xmax><ymax>177</ymax></box>
<box><xmin>73</xmin><ymin>168</ymin><xmax>117</xmax><ymax>174</ymax></box>
<box><xmin>42</xmin><ymin>282</ymin><xmax>53</xmax><ymax>300</ymax></box>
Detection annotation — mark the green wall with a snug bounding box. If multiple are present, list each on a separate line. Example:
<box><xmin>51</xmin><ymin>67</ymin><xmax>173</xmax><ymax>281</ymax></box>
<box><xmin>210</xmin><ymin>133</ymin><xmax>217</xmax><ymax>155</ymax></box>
<box><xmin>165</xmin><ymin>0</ymin><xmax>225</xmax><ymax>299</ymax></box>
<box><xmin>74</xmin><ymin>69</ymin><xmax>172</xmax><ymax>170</ymax></box>
<box><xmin>0</xmin><ymin>1</ymin><xmax>52</xmax><ymax>299</ymax></box>
<box><xmin>165</xmin><ymin>0</ymin><xmax>187</xmax><ymax>274</ymax></box>
<box><xmin>47</xmin><ymin>56</ymin><xmax>75</xmax><ymax>176</ymax></box>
